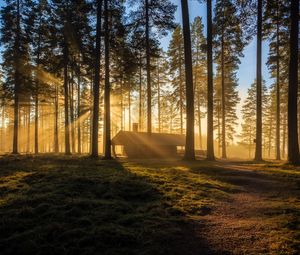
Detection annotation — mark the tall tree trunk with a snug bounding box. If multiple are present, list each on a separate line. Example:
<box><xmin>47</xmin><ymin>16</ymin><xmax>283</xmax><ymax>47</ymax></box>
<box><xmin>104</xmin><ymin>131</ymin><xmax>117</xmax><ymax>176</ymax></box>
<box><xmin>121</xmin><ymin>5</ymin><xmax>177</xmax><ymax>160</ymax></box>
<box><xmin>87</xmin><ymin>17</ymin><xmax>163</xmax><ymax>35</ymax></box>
<box><xmin>268</xmin><ymin>116</ymin><xmax>273</xmax><ymax>158</ymax></box>
<box><xmin>91</xmin><ymin>0</ymin><xmax>102</xmax><ymax>157</ymax></box>
<box><xmin>41</xmin><ymin>105</ymin><xmax>44</xmax><ymax>153</ymax></box>
<box><xmin>249</xmin><ymin>127</ymin><xmax>252</xmax><ymax>158</ymax></box>
<box><xmin>206</xmin><ymin>0</ymin><xmax>215</xmax><ymax>160</ymax></box>
<box><xmin>77</xmin><ymin>61</ymin><xmax>81</xmax><ymax>154</ymax></box>
<box><xmin>287</xmin><ymin>0</ymin><xmax>299</xmax><ymax>164</ymax></box>
<box><xmin>0</xmin><ymin>107</ymin><xmax>4</xmax><ymax>152</ymax></box>
<box><xmin>70</xmin><ymin>71</ymin><xmax>75</xmax><ymax>153</ymax></box>
<box><xmin>255</xmin><ymin>0</ymin><xmax>263</xmax><ymax>161</ymax></box>
<box><xmin>103</xmin><ymin>0</ymin><xmax>111</xmax><ymax>159</ymax></box>
<box><xmin>217</xmin><ymin>101</ymin><xmax>221</xmax><ymax>157</ymax></box>
<box><xmin>21</xmin><ymin>110</ymin><xmax>24</xmax><ymax>152</ymax></box>
<box><xmin>26</xmin><ymin>105</ymin><xmax>30</xmax><ymax>153</ymax></box>
<box><xmin>275</xmin><ymin>0</ymin><xmax>281</xmax><ymax>160</ymax></box>
<box><xmin>34</xmin><ymin>13</ymin><xmax>42</xmax><ymax>155</ymax></box>
<box><xmin>198</xmin><ymin>99</ymin><xmax>202</xmax><ymax>150</ymax></box>
<box><xmin>157</xmin><ymin>65</ymin><xmax>161</xmax><ymax>133</ymax></box>
<box><xmin>298</xmin><ymin>99</ymin><xmax>300</xmax><ymax>147</ymax></box>
<box><xmin>282</xmin><ymin>113</ymin><xmax>287</xmax><ymax>159</ymax></box>
<box><xmin>139</xmin><ymin>51</ymin><xmax>142</xmax><ymax>131</ymax></box>
<box><xmin>145</xmin><ymin>0</ymin><xmax>152</xmax><ymax>134</ymax></box>
<box><xmin>221</xmin><ymin>20</ymin><xmax>227</xmax><ymax>159</ymax></box>
<box><xmin>181</xmin><ymin>0</ymin><xmax>195</xmax><ymax>160</ymax></box>
<box><xmin>13</xmin><ymin>0</ymin><xmax>21</xmax><ymax>154</ymax></box>
<box><xmin>120</xmin><ymin>78</ymin><xmax>124</xmax><ymax>130</ymax></box>
<box><xmin>63</xmin><ymin>40</ymin><xmax>71</xmax><ymax>155</ymax></box>
<box><xmin>54</xmin><ymin>84</ymin><xmax>59</xmax><ymax>153</ymax></box>
<box><xmin>89</xmin><ymin>79</ymin><xmax>93</xmax><ymax>154</ymax></box>
<box><xmin>179</xmin><ymin>42</ymin><xmax>184</xmax><ymax>135</ymax></box>
<box><xmin>194</xmin><ymin>43</ymin><xmax>202</xmax><ymax>150</ymax></box>
<box><xmin>128</xmin><ymin>89</ymin><xmax>131</xmax><ymax>131</ymax></box>
<box><xmin>34</xmin><ymin>80</ymin><xmax>39</xmax><ymax>154</ymax></box>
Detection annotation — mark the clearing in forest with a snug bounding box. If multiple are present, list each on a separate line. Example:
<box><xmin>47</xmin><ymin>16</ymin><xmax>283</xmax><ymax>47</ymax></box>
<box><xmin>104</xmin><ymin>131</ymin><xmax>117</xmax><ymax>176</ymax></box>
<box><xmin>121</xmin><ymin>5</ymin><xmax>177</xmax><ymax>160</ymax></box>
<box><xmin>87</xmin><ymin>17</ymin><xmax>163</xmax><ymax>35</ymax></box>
<box><xmin>0</xmin><ymin>156</ymin><xmax>299</xmax><ymax>254</ymax></box>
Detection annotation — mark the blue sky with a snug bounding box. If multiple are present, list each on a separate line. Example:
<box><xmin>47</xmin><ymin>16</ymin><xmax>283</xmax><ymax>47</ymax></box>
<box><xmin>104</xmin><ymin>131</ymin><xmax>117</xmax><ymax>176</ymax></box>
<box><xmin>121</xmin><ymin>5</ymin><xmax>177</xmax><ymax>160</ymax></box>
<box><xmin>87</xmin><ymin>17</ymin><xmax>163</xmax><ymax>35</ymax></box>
<box><xmin>162</xmin><ymin>0</ymin><xmax>273</xmax><ymax>99</ymax></box>
<box><xmin>159</xmin><ymin>0</ymin><xmax>273</xmax><ymax>132</ymax></box>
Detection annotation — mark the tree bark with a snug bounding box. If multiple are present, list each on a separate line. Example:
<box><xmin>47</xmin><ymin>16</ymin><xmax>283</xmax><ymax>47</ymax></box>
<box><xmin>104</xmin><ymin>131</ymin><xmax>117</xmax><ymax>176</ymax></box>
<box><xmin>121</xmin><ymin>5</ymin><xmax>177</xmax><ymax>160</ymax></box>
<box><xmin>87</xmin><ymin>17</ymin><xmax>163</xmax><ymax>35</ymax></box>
<box><xmin>206</xmin><ymin>0</ymin><xmax>215</xmax><ymax>160</ymax></box>
<box><xmin>70</xmin><ymin>70</ymin><xmax>75</xmax><ymax>153</ymax></box>
<box><xmin>179</xmin><ymin>42</ymin><xmax>184</xmax><ymax>135</ymax></box>
<box><xmin>26</xmin><ymin>105</ymin><xmax>31</xmax><ymax>153</ymax></box>
<box><xmin>34</xmin><ymin>10</ymin><xmax>43</xmax><ymax>155</ymax></box>
<box><xmin>282</xmin><ymin>113</ymin><xmax>287</xmax><ymax>159</ymax></box>
<box><xmin>217</xmin><ymin>101</ymin><xmax>221</xmax><ymax>156</ymax></box>
<box><xmin>157</xmin><ymin>62</ymin><xmax>161</xmax><ymax>133</ymax></box>
<box><xmin>139</xmin><ymin>51</ymin><xmax>142</xmax><ymax>131</ymax></box>
<box><xmin>91</xmin><ymin>0</ymin><xmax>102</xmax><ymax>157</ymax></box>
<box><xmin>54</xmin><ymin>84</ymin><xmax>59</xmax><ymax>153</ymax></box>
<box><xmin>221</xmin><ymin>18</ymin><xmax>227</xmax><ymax>159</ymax></box>
<box><xmin>255</xmin><ymin>0</ymin><xmax>263</xmax><ymax>161</ymax></box>
<box><xmin>13</xmin><ymin>0</ymin><xmax>21</xmax><ymax>154</ymax></box>
<box><xmin>103</xmin><ymin>0</ymin><xmax>111</xmax><ymax>159</ymax></box>
<box><xmin>63</xmin><ymin>39</ymin><xmax>71</xmax><ymax>155</ymax></box>
<box><xmin>145</xmin><ymin>0</ymin><xmax>152</xmax><ymax>134</ymax></box>
<box><xmin>41</xmin><ymin>105</ymin><xmax>44</xmax><ymax>152</ymax></box>
<box><xmin>34</xmin><ymin>79</ymin><xmax>39</xmax><ymax>154</ymax></box>
<box><xmin>0</xmin><ymin>107</ymin><xmax>4</xmax><ymax>152</ymax></box>
<box><xmin>287</xmin><ymin>0</ymin><xmax>300</xmax><ymax>164</ymax></box>
<box><xmin>198</xmin><ymin>99</ymin><xmax>202</xmax><ymax>150</ymax></box>
<box><xmin>120</xmin><ymin>78</ymin><xmax>124</xmax><ymax>130</ymax></box>
<box><xmin>268</xmin><ymin>114</ymin><xmax>273</xmax><ymax>158</ymax></box>
<box><xmin>128</xmin><ymin>88</ymin><xmax>131</xmax><ymax>131</ymax></box>
<box><xmin>77</xmin><ymin>59</ymin><xmax>81</xmax><ymax>154</ymax></box>
<box><xmin>275</xmin><ymin>0</ymin><xmax>281</xmax><ymax>160</ymax></box>
<box><xmin>181</xmin><ymin>0</ymin><xmax>195</xmax><ymax>160</ymax></box>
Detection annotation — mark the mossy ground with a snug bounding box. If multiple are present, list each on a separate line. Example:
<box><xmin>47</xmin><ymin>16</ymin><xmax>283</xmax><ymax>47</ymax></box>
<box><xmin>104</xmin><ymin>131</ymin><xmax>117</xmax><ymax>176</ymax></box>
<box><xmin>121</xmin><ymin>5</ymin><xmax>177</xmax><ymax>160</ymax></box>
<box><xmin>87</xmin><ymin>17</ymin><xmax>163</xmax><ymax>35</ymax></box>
<box><xmin>0</xmin><ymin>155</ymin><xmax>299</xmax><ymax>254</ymax></box>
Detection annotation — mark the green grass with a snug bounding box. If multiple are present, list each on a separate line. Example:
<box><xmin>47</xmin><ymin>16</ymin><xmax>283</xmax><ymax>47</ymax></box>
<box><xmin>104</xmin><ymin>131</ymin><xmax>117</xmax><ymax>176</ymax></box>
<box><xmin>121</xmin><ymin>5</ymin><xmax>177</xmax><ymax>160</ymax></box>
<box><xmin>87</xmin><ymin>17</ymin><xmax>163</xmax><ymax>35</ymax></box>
<box><xmin>0</xmin><ymin>155</ymin><xmax>299</xmax><ymax>254</ymax></box>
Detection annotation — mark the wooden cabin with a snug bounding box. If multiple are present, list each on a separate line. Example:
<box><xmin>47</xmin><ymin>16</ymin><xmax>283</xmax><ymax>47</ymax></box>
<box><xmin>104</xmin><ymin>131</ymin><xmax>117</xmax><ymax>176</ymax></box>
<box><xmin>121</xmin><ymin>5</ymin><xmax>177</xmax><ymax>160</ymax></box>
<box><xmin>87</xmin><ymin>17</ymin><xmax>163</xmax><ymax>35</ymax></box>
<box><xmin>111</xmin><ymin>131</ymin><xmax>186</xmax><ymax>158</ymax></box>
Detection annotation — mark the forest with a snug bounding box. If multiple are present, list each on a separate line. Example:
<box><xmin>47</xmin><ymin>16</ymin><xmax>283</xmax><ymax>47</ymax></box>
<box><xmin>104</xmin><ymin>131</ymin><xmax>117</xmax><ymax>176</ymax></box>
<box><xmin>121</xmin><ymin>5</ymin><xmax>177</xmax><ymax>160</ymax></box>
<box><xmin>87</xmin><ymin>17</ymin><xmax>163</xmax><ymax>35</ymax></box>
<box><xmin>0</xmin><ymin>0</ymin><xmax>299</xmax><ymax>254</ymax></box>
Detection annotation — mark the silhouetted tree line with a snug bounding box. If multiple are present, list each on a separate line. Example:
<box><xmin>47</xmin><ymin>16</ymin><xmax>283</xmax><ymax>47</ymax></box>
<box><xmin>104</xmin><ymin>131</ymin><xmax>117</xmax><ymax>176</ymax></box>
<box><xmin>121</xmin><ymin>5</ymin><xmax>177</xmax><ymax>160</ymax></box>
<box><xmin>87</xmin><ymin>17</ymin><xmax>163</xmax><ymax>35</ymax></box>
<box><xmin>0</xmin><ymin>0</ymin><xmax>298</xmax><ymax>164</ymax></box>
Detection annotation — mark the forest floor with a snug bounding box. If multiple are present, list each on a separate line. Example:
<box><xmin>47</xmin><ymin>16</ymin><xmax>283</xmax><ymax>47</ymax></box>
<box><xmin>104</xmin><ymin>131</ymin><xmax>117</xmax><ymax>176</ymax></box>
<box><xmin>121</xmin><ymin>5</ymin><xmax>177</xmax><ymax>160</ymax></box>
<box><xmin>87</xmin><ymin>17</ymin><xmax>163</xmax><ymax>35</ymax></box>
<box><xmin>0</xmin><ymin>155</ymin><xmax>300</xmax><ymax>254</ymax></box>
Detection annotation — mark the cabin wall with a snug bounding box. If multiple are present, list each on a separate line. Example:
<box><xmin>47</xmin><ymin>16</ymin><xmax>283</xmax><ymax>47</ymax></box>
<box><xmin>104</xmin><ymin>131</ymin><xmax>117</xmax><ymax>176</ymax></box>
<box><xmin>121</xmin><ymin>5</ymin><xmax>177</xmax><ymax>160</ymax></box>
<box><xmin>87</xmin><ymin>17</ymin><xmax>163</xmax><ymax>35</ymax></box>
<box><xmin>123</xmin><ymin>144</ymin><xmax>178</xmax><ymax>158</ymax></box>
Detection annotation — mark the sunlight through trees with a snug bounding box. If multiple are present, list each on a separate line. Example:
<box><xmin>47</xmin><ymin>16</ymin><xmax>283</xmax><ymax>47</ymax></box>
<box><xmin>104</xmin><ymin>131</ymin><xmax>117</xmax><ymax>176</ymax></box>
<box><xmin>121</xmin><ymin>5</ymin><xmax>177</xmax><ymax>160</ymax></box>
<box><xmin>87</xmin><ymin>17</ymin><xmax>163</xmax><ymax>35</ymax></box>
<box><xmin>0</xmin><ymin>0</ymin><xmax>298</xmax><ymax>163</ymax></box>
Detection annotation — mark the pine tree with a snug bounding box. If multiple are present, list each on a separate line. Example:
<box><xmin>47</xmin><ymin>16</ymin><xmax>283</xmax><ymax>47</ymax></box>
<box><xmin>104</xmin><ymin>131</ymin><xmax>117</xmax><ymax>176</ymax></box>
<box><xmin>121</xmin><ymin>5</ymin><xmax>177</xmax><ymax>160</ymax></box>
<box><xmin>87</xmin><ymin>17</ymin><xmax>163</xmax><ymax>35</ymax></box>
<box><xmin>263</xmin><ymin>84</ymin><xmax>276</xmax><ymax>158</ymax></box>
<box><xmin>152</xmin><ymin>51</ymin><xmax>169</xmax><ymax>133</ymax></box>
<box><xmin>191</xmin><ymin>16</ymin><xmax>207</xmax><ymax>150</ymax></box>
<box><xmin>168</xmin><ymin>26</ymin><xmax>185</xmax><ymax>135</ymax></box>
<box><xmin>213</xmin><ymin>0</ymin><xmax>246</xmax><ymax>159</ymax></box>
<box><xmin>254</xmin><ymin>0</ymin><xmax>263</xmax><ymax>161</ymax></box>
<box><xmin>287</xmin><ymin>0</ymin><xmax>299</xmax><ymax>164</ymax></box>
<box><xmin>51</xmin><ymin>0</ymin><xmax>92</xmax><ymax>155</ymax></box>
<box><xmin>1</xmin><ymin>0</ymin><xmax>34</xmax><ymax>154</ymax></box>
<box><xmin>129</xmin><ymin>0</ymin><xmax>176</xmax><ymax>133</ymax></box>
<box><xmin>240</xmin><ymin>80</ymin><xmax>268</xmax><ymax>158</ymax></box>
<box><xmin>91</xmin><ymin>0</ymin><xmax>102</xmax><ymax>157</ymax></box>
<box><xmin>181</xmin><ymin>0</ymin><xmax>195</xmax><ymax>160</ymax></box>
<box><xmin>103</xmin><ymin>0</ymin><xmax>112</xmax><ymax>159</ymax></box>
<box><xmin>214</xmin><ymin>67</ymin><xmax>240</xmax><ymax>156</ymax></box>
<box><xmin>30</xmin><ymin>0</ymin><xmax>52</xmax><ymax>154</ymax></box>
<box><xmin>198</xmin><ymin>0</ymin><xmax>215</xmax><ymax>159</ymax></box>
<box><xmin>206</xmin><ymin>0</ymin><xmax>215</xmax><ymax>160</ymax></box>
<box><xmin>264</xmin><ymin>0</ymin><xmax>290</xmax><ymax>160</ymax></box>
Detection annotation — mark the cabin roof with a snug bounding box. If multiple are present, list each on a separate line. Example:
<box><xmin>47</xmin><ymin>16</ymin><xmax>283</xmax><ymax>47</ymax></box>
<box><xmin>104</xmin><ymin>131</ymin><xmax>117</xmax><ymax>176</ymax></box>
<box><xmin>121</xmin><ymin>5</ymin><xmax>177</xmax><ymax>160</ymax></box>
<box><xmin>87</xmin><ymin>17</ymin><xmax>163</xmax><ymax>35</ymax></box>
<box><xmin>112</xmin><ymin>131</ymin><xmax>186</xmax><ymax>146</ymax></box>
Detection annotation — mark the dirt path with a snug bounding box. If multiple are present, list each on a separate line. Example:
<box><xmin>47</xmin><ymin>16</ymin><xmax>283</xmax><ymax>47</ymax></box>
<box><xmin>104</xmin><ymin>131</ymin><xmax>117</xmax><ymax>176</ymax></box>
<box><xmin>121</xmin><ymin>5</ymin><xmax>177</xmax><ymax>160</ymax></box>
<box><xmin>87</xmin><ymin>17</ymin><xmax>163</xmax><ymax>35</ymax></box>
<box><xmin>195</xmin><ymin>163</ymin><xmax>300</xmax><ymax>254</ymax></box>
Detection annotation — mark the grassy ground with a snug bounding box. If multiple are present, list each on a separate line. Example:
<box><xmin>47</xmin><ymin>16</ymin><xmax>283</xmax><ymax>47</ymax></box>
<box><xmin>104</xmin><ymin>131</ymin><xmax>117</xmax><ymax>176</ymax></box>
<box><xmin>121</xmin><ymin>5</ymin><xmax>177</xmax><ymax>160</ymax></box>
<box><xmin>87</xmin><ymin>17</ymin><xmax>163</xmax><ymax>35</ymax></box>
<box><xmin>0</xmin><ymin>155</ymin><xmax>299</xmax><ymax>254</ymax></box>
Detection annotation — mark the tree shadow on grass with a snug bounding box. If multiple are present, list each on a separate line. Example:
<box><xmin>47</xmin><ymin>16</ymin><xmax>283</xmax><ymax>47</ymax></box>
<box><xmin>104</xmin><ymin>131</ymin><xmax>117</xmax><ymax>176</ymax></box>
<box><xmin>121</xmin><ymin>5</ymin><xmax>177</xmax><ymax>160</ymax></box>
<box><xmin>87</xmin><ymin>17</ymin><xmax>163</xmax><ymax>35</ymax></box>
<box><xmin>188</xmin><ymin>161</ymin><xmax>290</xmax><ymax>193</ymax></box>
<box><xmin>127</xmin><ymin>159</ymin><xmax>300</xmax><ymax>254</ymax></box>
<box><xmin>0</xmin><ymin>156</ymin><xmax>213</xmax><ymax>255</ymax></box>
